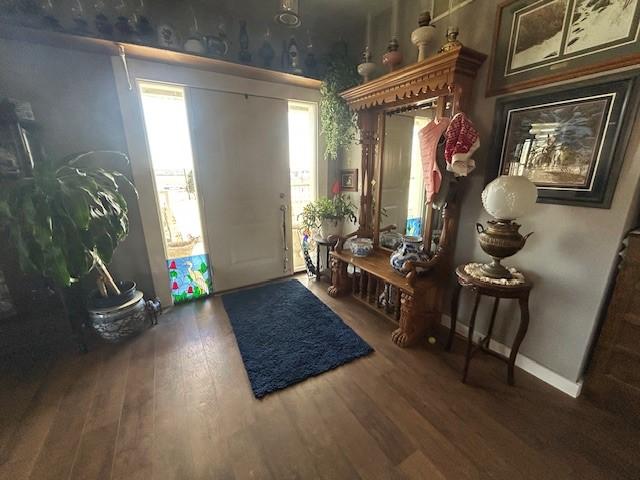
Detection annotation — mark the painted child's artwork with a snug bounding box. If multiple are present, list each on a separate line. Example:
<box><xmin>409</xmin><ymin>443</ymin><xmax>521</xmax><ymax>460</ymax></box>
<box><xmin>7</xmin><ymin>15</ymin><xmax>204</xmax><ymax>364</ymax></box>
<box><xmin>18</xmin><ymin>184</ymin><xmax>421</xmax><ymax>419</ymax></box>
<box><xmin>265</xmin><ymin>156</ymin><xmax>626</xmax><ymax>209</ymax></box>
<box><xmin>405</xmin><ymin>217</ymin><xmax>422</xmax><ymax>237</ymax></box>
<box><xmin>167</xmin><ymin>254</ymin><xmax>213</xmax><ymax>304</ymax></box>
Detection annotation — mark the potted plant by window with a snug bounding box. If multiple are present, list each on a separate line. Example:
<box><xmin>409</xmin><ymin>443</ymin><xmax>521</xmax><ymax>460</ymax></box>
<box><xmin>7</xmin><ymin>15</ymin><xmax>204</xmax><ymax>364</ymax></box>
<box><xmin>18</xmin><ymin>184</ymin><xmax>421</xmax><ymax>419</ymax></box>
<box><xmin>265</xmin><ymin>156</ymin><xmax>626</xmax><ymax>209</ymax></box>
<box><xmin>299</xmin><ymin>194</ymin><xmax>357</xmax><ymax>240</ymax></box>
<box><xmin>0</xmin><ymin>151</ymin><xmax>149</xmax><ymax>348</ymax></box>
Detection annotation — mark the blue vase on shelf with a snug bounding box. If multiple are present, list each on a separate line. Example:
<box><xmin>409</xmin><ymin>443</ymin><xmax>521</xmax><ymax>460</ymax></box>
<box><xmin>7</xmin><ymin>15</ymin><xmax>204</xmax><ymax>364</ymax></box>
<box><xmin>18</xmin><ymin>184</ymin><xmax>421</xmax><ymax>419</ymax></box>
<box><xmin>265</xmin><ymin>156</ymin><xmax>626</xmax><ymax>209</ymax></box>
<box><xmin>390</xmin><ymin>236</ymin><xmax>429</xmax><ymax>274</ymax></box>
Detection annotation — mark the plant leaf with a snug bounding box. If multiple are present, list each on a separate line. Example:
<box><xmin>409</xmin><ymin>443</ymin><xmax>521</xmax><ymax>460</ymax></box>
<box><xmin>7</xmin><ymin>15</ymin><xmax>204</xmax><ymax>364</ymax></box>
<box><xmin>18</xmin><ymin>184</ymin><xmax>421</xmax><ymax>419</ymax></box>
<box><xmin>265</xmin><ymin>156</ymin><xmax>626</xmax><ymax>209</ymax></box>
<box><xmin>45</xmin><ymin>246</ymin><xmax>71</xmax><ymax>287</ymax></box>
<box><xmin>61</xmin><ymin>186</ymin><xmax>90</xmax><ymax>230</ymax></box>
<box><xmin>11</xmin><ymin>229</ymin><xmax>37</xmax><ymax>273</ymax></box>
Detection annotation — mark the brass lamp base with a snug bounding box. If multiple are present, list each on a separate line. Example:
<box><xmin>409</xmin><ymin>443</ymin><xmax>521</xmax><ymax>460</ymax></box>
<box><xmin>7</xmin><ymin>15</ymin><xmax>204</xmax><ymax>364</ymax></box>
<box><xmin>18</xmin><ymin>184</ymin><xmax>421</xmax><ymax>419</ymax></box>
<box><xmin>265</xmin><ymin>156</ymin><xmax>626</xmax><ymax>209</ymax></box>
<box><xmin>480</xmin><ymin>259</ymin><xmax>513</xmax><ymax>279</ymax></box>
<box><xmin>438</xmin><ymin>26</ymin><xmax>462</xmax><ymax>53</ymax></box>
<box><xmin>476</xmin><ymin>219</ymin><xmax>533</xmax><ymax>280</ymax></box>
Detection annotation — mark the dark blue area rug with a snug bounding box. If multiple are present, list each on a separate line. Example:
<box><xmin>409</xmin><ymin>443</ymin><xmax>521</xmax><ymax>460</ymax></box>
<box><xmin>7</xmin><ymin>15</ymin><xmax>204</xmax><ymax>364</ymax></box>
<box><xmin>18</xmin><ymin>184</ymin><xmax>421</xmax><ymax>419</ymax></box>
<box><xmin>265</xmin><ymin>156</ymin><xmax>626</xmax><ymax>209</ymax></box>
<box><xmin>222</xmin><ymin>279</ymin><xmax>373</xmax><ymax>398</ymax></box>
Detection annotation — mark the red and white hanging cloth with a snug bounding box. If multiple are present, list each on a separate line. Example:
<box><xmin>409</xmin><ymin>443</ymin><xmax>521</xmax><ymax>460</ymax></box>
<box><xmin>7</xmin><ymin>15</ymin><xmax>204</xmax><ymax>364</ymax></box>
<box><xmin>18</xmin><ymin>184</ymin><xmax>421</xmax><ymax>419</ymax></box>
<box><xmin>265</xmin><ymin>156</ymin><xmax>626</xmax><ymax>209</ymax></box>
<box><xmin>418</xmin><ymin>112</ymin><xmax>480</xmax><ymax>202</ymax></box>
<box><xmin>418</xmin><ymin>117</ymin><xmax>450</xmax><ymax>203</ymax></box>
<box><xmin>444</xmin><ymin>112</ymin><xmax>479</xmax><ymax>177</ymax></box>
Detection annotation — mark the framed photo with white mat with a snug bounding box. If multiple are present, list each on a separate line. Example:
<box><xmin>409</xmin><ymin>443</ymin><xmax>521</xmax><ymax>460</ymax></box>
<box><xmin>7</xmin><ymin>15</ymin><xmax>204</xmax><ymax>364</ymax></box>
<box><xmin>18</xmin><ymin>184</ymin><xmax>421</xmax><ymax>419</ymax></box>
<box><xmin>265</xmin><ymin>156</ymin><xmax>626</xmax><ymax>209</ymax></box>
<box><xmin>487</xmin><ymin>72</ymin><xmax>640</xmax><ymax>208</ymax></box>
<box><xmin>487</xmin><ymin>0</ymin><xmax>640</xmax><ymax>96</ymax></box>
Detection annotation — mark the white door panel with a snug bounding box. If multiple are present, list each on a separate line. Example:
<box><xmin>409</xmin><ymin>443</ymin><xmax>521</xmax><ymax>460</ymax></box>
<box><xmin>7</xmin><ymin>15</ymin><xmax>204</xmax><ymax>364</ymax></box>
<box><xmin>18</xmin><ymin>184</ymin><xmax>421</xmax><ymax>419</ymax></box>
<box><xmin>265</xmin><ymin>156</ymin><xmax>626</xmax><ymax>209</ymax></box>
<box><xmin>189</xmin><ymin>88</ymin><xmax>293</xmax><ymax>291</ymax></box>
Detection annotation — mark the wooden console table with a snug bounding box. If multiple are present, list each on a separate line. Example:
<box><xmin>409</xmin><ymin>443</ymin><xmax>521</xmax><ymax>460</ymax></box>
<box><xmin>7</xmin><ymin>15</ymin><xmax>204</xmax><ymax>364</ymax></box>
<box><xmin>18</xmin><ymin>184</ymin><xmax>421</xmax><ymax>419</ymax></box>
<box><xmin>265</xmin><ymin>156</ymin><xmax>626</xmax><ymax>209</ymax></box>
<box><xmin>329</xmin><ymin>248</ymin><xmax>443</xmax><ymax>347</ymax></box>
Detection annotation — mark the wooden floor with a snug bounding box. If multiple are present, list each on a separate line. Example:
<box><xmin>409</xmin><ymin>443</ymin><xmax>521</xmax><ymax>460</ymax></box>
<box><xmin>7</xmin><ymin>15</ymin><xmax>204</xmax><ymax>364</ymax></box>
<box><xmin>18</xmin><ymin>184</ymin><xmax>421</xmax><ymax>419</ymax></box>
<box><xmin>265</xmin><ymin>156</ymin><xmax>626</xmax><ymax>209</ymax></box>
<box><xmin>1</xmin><ymin>277</ymin><xmax>639</xmax><ymax>480</ymax></box>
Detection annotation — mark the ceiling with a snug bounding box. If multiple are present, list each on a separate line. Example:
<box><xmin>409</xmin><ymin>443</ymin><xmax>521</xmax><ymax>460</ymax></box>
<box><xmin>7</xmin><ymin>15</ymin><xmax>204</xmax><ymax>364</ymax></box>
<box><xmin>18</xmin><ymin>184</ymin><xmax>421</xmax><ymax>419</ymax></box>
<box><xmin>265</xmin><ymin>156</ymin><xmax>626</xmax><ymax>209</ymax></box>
<box><xmin>219</xmin><ymin>0</ymin><xmax>392</xmax><ymax>43</ymax></box>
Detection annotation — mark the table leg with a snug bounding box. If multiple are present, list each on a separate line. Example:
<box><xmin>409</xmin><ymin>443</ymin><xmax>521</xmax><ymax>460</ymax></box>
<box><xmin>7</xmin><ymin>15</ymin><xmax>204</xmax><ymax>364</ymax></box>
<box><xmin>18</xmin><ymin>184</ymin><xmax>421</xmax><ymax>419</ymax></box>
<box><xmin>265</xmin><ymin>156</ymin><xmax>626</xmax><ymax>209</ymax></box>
<box><xmin>446</xmin><ymin>282</ymin><xmax>462</xmax><ymax>351</ymax></box>
<box><xmin>508</xmin><ymin>294</ymin><xmax>530</xmax><ymax>385</ymax></box>
<box><xmin>326</xmin><ymin>247</ymin><xmax>331</xmax><ymax>280</ymax></box>
<box><xmin>462</xmin><ymin>291</ymin><xmax>481</xmax><ymax>383</ymax></box>
<box><xmin>482</xmin><ymin>297</ymin><xmax>500</xmax><ymax>349</ymax></box>
<box><xmin>316</xmin><ymin>245</ymin><xmax>321</xmax><ymax>280</ymax></box>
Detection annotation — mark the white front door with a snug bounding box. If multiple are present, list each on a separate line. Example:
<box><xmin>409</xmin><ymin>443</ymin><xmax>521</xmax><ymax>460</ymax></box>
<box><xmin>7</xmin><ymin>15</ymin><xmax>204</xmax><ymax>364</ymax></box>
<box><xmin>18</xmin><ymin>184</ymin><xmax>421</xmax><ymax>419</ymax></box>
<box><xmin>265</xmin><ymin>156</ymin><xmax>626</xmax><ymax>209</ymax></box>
<box><xmin>113</xmin><ymin>57</ymin><xmax>319</xmax><ymax>302</ymax></box>
<box><xmin>188</xmin><ymin>88</ymin><xmax>294</xmax><ymax>291</ymax></box>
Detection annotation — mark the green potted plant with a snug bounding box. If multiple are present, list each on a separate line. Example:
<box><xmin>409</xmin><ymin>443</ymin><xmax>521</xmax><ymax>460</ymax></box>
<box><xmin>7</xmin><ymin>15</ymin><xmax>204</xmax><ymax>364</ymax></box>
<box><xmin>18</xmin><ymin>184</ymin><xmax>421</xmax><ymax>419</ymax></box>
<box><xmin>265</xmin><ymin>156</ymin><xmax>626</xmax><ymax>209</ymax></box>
<box><xmin>320</xmin><ymin>41</ymin><xmax>360</xmax><ymax>161</ymax></box>
<box><xmin>0</xmin><ymin>151</ymin><xmax>147</xmax><ymax>344</ymax></box>
<box><xmin>299</xmin><ymin>194</ymin><xmax>358</xmax><ymax>240</ymax></box>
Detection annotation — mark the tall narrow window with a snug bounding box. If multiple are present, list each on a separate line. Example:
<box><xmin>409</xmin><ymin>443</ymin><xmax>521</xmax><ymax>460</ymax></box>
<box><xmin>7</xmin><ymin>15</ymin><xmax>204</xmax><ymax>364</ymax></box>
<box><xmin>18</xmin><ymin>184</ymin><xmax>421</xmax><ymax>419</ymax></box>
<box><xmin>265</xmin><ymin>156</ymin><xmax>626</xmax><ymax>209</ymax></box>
<box><xmin>288</xmin><ymin>101</ymin><xmax>317</xmax><ymax>272</ymax></box>
<box><xmin>139</xmin><ymin>83</ymin><xmax>212</xmax><ymax>303</ymax></box>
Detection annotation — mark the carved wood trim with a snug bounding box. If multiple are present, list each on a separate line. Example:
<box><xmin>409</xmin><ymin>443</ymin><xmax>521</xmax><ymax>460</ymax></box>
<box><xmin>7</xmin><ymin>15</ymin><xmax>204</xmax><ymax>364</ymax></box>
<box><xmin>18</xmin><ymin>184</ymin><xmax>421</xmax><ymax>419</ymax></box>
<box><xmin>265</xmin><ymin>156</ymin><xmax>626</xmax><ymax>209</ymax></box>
<box><xmin>372</xmin><ymin>113</ymin><xmax>385</xmax><ymax>247</ymax></box>
<box><xmin>328</xmin><ymin>257</ymin><xmax>350</xmax><ymax>298</ymax></box>
<box><xmin>341</xmin><ymin>47</ymin><xmax>486</xmax><ymax>112</ymax></box>
<box><xmin>357</xmin><ymin>111</ymin><xmax>378</xmax><ymax>235</ymax></box>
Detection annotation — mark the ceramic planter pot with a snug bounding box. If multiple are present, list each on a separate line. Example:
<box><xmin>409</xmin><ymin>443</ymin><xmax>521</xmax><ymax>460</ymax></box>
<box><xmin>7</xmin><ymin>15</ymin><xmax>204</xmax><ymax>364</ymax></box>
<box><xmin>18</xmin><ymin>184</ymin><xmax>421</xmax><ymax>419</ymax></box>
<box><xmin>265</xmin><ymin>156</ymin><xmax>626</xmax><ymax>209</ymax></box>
<box><xmin>89</xmin><ymin>280</ymin><xmax>137</xmax><ymax>309</ymax></box>
<box><xmin>88</xmin><ymin>289</ymin><xmax>149</xmax><ymax>342</ymax></box>
<box><xmin>320</xmin><ymin>217</ymin><xmax>344</xmax><ymax>240</ymax></box>
<box><xmin>390</xmin><ymin>236</ymin><xmax>429</xmax><ymax>274</ymax></box>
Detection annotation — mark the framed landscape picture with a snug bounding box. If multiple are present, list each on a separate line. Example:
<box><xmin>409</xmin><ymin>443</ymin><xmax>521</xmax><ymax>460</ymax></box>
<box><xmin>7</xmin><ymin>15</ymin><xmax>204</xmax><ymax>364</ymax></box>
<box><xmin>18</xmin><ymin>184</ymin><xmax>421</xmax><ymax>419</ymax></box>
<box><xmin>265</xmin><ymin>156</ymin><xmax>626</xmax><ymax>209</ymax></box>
<box><xmin>488</xmin><ymin>73</ymin><xmax>640</xmax><ymax>207</ymax></box>
<box><xmin>487</xmin><ymin>0</ymin><xmax>640</xmax><ymax>96</ymax></box>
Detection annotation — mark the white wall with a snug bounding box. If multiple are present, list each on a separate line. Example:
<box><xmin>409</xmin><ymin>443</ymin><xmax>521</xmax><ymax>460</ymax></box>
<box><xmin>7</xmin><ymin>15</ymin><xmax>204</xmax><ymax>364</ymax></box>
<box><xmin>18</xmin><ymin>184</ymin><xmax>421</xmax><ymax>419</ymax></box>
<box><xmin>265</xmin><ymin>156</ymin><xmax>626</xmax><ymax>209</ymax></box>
<box><xmin>366</xmin><ymin>0</ymin><xmax>640</xmax><ymax>383</ymax></box>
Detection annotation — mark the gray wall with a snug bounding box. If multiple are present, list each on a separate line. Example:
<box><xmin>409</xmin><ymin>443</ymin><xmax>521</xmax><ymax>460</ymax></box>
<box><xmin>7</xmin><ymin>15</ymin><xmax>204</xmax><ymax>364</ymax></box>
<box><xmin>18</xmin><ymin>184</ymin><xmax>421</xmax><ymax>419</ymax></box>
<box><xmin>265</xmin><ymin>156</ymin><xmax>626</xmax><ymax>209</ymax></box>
<box><xmin>366</xmin><ymin>0</ymin><xmax>640</xmax><ymax>382</ymax></box>
<box><xmin>0</xmin><ymin>38</ymin><xmax>155</xmax><ymax>296</ymax></box>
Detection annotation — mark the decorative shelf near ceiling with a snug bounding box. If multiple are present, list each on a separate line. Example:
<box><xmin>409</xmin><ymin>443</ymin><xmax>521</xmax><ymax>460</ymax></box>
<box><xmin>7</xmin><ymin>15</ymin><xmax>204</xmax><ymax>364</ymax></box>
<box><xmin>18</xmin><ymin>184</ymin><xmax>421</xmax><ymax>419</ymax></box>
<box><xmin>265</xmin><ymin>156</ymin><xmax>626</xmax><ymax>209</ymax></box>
<box><xmin>0</xmin><ymin>23</ymin><xmax>321</xmax><ymax>90</ymax></box>
<box><xmin>341</xmin><ymin>46</ymin><xmax>487</xmax><ymax>114</ymax></box>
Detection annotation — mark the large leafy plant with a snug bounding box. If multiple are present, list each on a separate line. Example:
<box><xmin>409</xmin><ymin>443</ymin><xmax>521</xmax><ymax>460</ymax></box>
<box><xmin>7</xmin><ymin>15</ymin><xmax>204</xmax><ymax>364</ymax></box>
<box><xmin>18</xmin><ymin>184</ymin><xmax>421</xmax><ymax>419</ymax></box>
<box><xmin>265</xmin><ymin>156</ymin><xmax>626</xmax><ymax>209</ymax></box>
<box><xmin>0</xmin><ymin>151</ymin><xmax>136</xmax><ymax>296</ymax></box>
<box><xmin>299</xmin><ymin>194</ymin><xmax>358</xmax><ymax>231</ymax></box>
<box><xmin>320</xmin><ymin>42</ymin><xmax>360</xmax><ymax>161</ymax></box>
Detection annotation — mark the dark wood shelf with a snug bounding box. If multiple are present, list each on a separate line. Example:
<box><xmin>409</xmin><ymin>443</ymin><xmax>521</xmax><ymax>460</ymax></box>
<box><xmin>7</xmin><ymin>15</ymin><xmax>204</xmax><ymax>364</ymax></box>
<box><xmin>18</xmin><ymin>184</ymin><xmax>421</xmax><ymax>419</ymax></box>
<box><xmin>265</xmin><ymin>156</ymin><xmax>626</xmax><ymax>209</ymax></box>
<box><xmin>0</xmin><ymin>23</ymin><xmax>322</xmax><ymax>90</ymax></box>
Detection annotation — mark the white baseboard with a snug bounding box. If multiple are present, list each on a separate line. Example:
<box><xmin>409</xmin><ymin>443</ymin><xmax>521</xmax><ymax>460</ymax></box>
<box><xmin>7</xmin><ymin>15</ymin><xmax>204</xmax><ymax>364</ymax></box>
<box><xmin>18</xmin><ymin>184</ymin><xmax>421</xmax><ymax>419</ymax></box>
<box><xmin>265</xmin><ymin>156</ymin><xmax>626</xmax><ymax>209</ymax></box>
<box><xmin>442</xmin><ymin>316</ymin><xmax>583</xmax><ymax>398</ymax></box>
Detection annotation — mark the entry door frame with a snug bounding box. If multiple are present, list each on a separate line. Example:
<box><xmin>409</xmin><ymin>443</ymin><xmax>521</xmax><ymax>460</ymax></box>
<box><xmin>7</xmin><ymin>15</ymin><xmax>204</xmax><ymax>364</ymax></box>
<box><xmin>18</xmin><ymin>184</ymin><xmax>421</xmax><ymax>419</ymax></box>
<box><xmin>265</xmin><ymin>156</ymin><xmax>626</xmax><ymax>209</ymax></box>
<box><xmin>112</xmin><ymin>57</ymin><xmax>321</xmax><ymax>304</ymax></box>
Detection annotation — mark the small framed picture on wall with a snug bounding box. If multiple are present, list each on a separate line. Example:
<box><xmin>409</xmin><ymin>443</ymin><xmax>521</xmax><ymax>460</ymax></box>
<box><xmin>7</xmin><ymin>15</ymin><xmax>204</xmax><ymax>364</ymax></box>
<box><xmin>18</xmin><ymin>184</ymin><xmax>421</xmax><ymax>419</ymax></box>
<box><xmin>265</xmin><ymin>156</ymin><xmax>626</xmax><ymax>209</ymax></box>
<box><xmin>340</xmin><ymin>169</ymin><xmax>358</xmax><ymax>192</ymax></box>
<box><xmin>487</xmin><ymin>72</ymin><xmax>640</xmax><ymax>208</ymax></box>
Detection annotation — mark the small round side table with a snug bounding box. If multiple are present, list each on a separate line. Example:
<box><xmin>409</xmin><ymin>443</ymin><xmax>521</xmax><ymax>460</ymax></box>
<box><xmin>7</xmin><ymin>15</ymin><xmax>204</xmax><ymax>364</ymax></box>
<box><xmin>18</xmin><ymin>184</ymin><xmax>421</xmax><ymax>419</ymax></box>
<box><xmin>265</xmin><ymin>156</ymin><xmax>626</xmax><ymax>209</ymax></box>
<box><xmin>313</xmin><ymin>234</ymin><xmax>338</xmax><ymax>282</ymax></box>
<box><xmin>446</xmin><ymin>263</ymin><xmax>533</xmax><ymax>386</ymax></box>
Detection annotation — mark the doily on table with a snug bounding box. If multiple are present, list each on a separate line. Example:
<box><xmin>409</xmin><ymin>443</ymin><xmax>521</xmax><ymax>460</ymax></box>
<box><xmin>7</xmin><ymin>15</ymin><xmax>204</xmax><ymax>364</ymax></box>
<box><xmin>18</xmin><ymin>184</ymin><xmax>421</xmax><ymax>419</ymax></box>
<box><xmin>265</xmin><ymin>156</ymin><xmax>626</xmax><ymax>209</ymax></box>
<box><xmin>464</xmin><ymin>263</ymin><xmax>526</xmax><ymax>286</ymax></box>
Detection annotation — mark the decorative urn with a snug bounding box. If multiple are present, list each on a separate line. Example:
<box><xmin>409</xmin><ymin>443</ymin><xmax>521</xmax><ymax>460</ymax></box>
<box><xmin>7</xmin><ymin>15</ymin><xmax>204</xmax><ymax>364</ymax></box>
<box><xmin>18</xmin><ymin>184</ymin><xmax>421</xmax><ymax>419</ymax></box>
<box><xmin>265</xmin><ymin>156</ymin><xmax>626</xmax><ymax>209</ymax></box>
<box><xmin>357</xmin><ymin>48</ymin><xmax>376</xmax><ymax>83</ymax></box>
<box><xmin>390</xmin><ymin>236</ymin><xmax>430</xmax><ymax>274</ymax></box>
<box><xmin>477</xmin><ymin>176</ymin><xmax>537</xmax><ymax>279</ymax></box>
<box><xmin>410</xmin><ymin>11</ymin><xmax>436</xmax><ymax>62</ymax></box>
<box><xmin>438</xmin><ymin>26</ymin><xmax>463</xmax><ymax>53</ymax></box>
<box><xmin>382</xmin><ymin>38</ymin><xmax>403</xmax><ymax>71</ymax></box>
